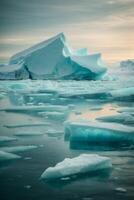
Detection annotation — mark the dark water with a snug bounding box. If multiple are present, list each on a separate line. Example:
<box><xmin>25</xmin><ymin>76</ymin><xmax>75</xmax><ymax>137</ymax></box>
<box><xmin>0</xmin><ymin>80</ymin><xmax>134</xmax><ymax>200</ymax></box>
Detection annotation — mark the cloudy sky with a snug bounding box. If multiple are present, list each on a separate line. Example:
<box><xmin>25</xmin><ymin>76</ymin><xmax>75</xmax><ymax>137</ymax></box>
<box><xmin>0</xmin><ymin>0</ymin><xmax>133</xmax><ymax>64</ymax></box>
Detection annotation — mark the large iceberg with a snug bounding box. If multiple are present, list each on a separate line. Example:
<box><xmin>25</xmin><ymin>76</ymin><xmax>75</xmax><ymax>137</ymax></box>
<box><xmin>40</xmin><ymin>154</ymin><xmax>112</xmax><ymax>180</ymax></box>
<box><xmin>0</xmin><ymin>33</ymin><xmax>107</xmax><ymax>80</ymax></box>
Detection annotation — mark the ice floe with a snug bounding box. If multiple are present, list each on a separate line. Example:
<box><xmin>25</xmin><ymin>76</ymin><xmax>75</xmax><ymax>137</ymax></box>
<box><xmin>0</xmin><ymin>150</ymin><xmax>21</xmax><ymax>162</ymax></box>
<box><xmin>40</xmin><ymin>154</ymin><xmax>112</xmax><ymax>180</ymax></box>
<box><xmin>0</xmin><ymin>145</ymin><xmax>37</xmax><ymax>153</ymax></box>
<box><xmin>64</xmin><ymin>121</ymin><xmax>134</xmax><ymax>148</ymax></box>
<box><xmin>0</xmin><ymin>136</ymin><xmax>17</xmax><ymax>143</ymax></box>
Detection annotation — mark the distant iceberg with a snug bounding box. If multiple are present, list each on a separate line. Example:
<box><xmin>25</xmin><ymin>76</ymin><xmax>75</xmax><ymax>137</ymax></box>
<box><xmin>0</xmin><ymin>33</ymin><xmax>107</xmax><ymax>80</ymax></box>
<box><xmin>120</xmin><ymin>59</ymin><xmax>134</xmax><ymax>71</ymax></box>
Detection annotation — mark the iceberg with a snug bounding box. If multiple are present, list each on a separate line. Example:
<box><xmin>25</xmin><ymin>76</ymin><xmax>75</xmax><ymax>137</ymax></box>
<box><xmin>4</xmin><ymin>33</ymin><xmax>107</xmax><ymax>80</ymax></box>
<box><xmin>64</xmin><ymin>121</ymin><xmax>134</xmax><ymax>148</ymax></box>
<box><xmin>0</xmin><ymin>62</ymin><xmax>29</xmax><ymax>80</ymax></box>
<box><xmin>0</xmin><ymin>150</ymin><xmax>21</xmax><ymax>162</ymax></box>
<box><xmin>120</xmin><ymin>59</ymin><xmax>134</xmax><ymax>72</ymax></box>
<box><xmin>40</xmin><ymin>154</ymin><xmax>112</xmax><ymax>180</ymax></box>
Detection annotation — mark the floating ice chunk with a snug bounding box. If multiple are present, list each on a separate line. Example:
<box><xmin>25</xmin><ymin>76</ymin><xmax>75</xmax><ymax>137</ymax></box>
<box><xmin>44</xmin><ymin>111</ymin><xmax>68</xmax><ymax>120</ymax></box>
<box><xmin>24</xmin><ymin>185</ymin><xmax>32</xmax><ymax>189</ymax></box>
<box><xmin>46</xmin><ymin>129</ymin><xmax>63</xmax><ymax>137</ymax></box>
<box><xmin>97</xmin><ymin>113</ymin><xmax>134</xmax><ymax>125</ymax></box>
<box><xmin>14</xmin><ymin>132</ymin><xmax>44</xmax><ymax>137</ymax></box>
<box><xmin>64</xmin><ymin>121</ymin><xmax>134</xmax><ymax>146</ymax></box>
<box><xmin>40</xmin><ymin>154</ymin><xmax>112</xmax><ymax>180</ymax></box>
<box><xmin>0</xmin><ymin>151</ymin><xmax>21</xmax><ymax>162</ymax></box>
<box><xmin>115</xmin><ymin>187</ymin><xmax>127</xmax><ymax>193</ymax></box>
<box><xmin>118</xmin><ymin>107</ymin><xmax>134</xmax><ymax>114</ymax></box>
<box><xmin>0</xmin><ymin>62</ymin><xmax>29</xmax><ymax>80</ymax></box>
<box><xmin>0</xmin><ymin>136</ymin><xmax>17</xmax><ymax>143</ymax></box>
<box><xmin>5</xmin><ymin>122</ymin><xmax>50</xmax><ymax>128</ymax></box>
<box><xmin>0</xmin><ymin>145</ymin><xmax>37</xmax><ymax>153</ymax></box>
<box><xmin>23</xmin><ymin>93</ymin><xmax>53</xmax><ymax>104</ymax></box>
<box><xmin>110</xmin><ymin>87</ymin><xmax>134</xmax><ymax>101</ymax></box>
<box><xmin>0</xmin><ymin>105</ymin><xmax>68</xmax><ymax>113</ymax></box>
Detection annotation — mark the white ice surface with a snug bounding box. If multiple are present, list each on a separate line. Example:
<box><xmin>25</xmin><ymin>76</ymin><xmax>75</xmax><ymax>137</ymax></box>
<box><xmin>40</xmin><ymin>154</ymin><xmax>112</xmax><ymax>180</ymax></box>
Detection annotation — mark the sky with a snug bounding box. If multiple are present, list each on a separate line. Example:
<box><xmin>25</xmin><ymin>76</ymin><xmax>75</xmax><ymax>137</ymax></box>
<box><xmin>0</xmin><ymin>0</ymin><xmax>134</xmax><ymax>64</ymax></box>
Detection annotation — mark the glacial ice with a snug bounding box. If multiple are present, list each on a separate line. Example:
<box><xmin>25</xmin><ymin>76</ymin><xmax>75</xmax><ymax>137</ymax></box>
<box><xmin>0</xmin><ymin>33</ymin><xmax>107</xmax><ymax>80</ymax></box>
<box><xmin>0</xmin><ymin>150</ymin><xmax>21</xmax><ymax>162</ymax></box>
<box><xmin>40</xmin><ymin>154</ymin><xmax>112</xmax><ymax>180</ymax></box>
<box><xmin>0</xmin><ymin>62</ymin><xmax>29</xmax><ymax>80</ymax></box>
<box><xmin>64</xmin><ymin>121</ymin><xmax>134</xmax><ymax>147</ymax></box>
<box><xmin>0</xmin><ymin>145</ymin><xmax>37</xmax><ymax>153</ymax></box>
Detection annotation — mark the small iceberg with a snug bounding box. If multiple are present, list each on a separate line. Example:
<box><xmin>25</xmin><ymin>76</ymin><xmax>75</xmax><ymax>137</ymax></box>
<box><xmin>0</xmin><ymin>105</ymin><xmax>68</xmax><ymax>113</ymax></box>
<box><xmin>40</xmin><ymin>154</ymin><xmax>112</xmax><ymax>180</ymax></box>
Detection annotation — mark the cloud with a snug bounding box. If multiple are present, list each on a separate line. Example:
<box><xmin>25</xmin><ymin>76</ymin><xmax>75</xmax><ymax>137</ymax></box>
<box><xmin>0</xmin><ymin>0</ymin><xmax>133</xmax><ymax>63</ymax></box>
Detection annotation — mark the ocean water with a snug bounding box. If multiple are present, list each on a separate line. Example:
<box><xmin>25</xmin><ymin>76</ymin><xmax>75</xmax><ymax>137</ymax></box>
<box><xmin>0</xmin><ymin>80</ymin><xmax>134</xmax><ymax>200</ymax></box>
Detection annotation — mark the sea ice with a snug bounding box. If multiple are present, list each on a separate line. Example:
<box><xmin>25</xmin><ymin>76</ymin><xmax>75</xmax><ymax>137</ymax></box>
<box><xmin>0</xmin><ymin>105</ymin><xmax>68</xmax><ymax>113</ymax></box>
<box><xmin>0</xmin><ymin>145</ymin><xmax>37</xmax><ymax>153</ymax></box>
<box><xmin>0</xmin><ymin>150</ymin><xmax>21</xmax><ymax>162</ymax></box>
<box><xmin>0</xmin><ymin>136</ymin><xmax>17</xmax><ymax>143</ymax></box>
<box><xmin>40</xmin><ymin>154</ymin><xmax>112</xmax><ymax>180</ymax></box>
<box><xmin>97</xmin><ymin>113</ymin><xmax>134</xmax><ymax>125</ymax></box>
<box><xmin>0</xmin><ymin>62</ymin><xmax>29</xmax><ymax>80</ymax></box>
<box><xmin>14</xmin><ymin>132</ymin><xmax>44</xmax><ymax>137</ymax></box>
<box><xmin>64</xmin><ymin>121</ymin><xmax>134</xmax><ymax>146</ymax></box>
<box><xmin>4</xmin><ymin>122</ymin><xmax>50</xmax><ymax>128</ymax></box>
<box><xmin>110</xmin><ymin>87</ymin><xmax>134</xmax><ymax>101</ymax></box>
